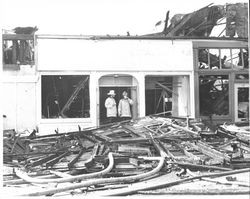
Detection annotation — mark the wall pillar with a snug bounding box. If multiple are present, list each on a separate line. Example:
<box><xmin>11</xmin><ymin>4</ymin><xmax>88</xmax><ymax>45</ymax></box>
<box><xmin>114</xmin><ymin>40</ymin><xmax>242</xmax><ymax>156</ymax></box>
<box><xmin>89</xmin><ymin>72</ymin><xmax>98</xmax><ymax>127</ymax></box>
<box><xmin>133</xmin><ymin>73</ymin><xmax>145</xmax><ymax>118</ymax></box>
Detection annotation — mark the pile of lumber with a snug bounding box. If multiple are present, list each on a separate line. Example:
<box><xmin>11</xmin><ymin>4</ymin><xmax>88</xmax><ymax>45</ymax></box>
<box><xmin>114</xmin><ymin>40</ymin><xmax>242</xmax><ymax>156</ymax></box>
<box><xmin>3</xmin><ymin>116</ymin><xmax>250</xmax><ymax>197</ymax></box>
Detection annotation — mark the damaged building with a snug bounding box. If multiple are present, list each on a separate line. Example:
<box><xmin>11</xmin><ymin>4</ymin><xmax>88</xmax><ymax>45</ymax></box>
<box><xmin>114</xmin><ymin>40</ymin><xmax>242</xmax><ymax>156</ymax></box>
<box><xmin>2</xmin><ymin>4</ymin><xmax>249</xmax><ymax>134</ymax></box>
<box><xmin>2</xmin><ymin>2</ymin><xmax>250</xmax><ymax>197</ymax></box>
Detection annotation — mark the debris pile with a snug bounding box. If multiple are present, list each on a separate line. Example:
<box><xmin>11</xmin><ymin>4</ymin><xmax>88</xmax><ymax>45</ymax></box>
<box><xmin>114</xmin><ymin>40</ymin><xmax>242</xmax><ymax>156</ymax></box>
<box><xmin>153</xmin><ymin>3</ymin><xmax>248</xmax><ymax>38</ymax></box>
<box><xmin>3</xmin><ymin>116</ymin><xmax>250</xmax><ymax>196</ymax></box>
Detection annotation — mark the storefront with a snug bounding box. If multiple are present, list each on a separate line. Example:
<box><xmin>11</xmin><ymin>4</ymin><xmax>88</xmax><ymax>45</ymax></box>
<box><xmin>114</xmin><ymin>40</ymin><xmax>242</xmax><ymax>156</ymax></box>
<box><xmin>2</xmin><ymin>34</ymin><xmax>248</xmax><ymax>134</ymax></box>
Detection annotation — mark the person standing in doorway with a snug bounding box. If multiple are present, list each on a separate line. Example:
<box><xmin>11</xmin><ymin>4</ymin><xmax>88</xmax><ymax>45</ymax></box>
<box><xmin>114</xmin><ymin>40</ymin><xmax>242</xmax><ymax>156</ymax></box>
<box><xmin>118</xmin><ymin>91</ymin><xmax>133</xmax><ymax>121</ymax></box>
<box><xmin>105</xmin><ymin>90</ymin><xmax>117</xmax><ymax>123</ymax></box>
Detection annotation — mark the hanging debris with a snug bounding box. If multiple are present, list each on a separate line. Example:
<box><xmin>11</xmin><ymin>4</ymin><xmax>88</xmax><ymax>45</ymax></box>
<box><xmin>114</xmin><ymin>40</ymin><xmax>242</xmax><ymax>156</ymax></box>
<box><xmin>164</xmin><ymin>4</ymin><xmax>225</xmax><ymax>37</ymax></box>
<box><xmin>151</xmin><ymin>3</ymin><xmax>248</xmax><ymax>38</ymax></box>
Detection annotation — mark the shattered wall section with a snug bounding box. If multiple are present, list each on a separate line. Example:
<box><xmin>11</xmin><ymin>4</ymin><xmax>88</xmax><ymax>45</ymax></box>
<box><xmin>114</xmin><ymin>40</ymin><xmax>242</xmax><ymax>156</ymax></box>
<box><xmin>226</xmin><ymin>3</ymin><xmax>248</xmax><ymax>38</ymax></box>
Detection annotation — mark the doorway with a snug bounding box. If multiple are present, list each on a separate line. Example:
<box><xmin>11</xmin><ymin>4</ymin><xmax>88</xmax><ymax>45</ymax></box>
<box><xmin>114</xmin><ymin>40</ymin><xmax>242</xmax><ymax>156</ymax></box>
<box><xmin>98</xmin><ymin>75</ymin><xmax>138</xmax><ymax>125</ymax></box>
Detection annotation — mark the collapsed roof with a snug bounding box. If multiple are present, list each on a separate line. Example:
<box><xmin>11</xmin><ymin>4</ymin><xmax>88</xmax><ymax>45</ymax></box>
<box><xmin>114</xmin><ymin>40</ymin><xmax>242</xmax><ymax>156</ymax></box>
<box><xmin>152</xmin><ymin>3</ymin><xmax>248</xmax><ymax>38</ymax></box>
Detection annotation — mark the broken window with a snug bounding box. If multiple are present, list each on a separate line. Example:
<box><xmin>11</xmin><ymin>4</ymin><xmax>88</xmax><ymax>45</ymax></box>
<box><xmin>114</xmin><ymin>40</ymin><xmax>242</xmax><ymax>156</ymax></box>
<box><xmin>198</xmin><ymin>48</ymin><xmax>248</xmax><ymax>70</ymax></box>
<box><xmin>235</xmin><ymin>73</ymin><xmax>249</xmax><ymax>80</ymax></box>
<box><xmin>237</xmin><ymin>87</ymin><xmax>249</xmax><ymax>119</ymax></box>
<box><xmin>145</xmin><ymin>76</ymin><xmax>190</xmax><ymax>117</ymax></box>
<box><xmin>3</xmin><ymin>39</ymin><xmax>35</xmax><ymax>66</ymax></box>
<box><xmin>145</xmin><ymin>76</ymin><xmax>173</xmax><ymax>115</ymax></box>
<box><xmin>220</xmin><ymin>49</ymin><xmax>232</xmax><ymax>69</ymax></box>
<box><xmin>42</xmin><ymin>75</ymin><xmax>90</xmax><ymax>119</ymax></box>
<box><xmin>199</xmin><ymin>75</ymin><xmax>229</xmax><ymax>116</ymax></box>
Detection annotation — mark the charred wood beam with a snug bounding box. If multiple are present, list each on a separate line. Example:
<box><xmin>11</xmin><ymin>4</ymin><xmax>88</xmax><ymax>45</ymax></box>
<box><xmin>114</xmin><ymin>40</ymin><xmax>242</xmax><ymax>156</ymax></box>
<box><xmin>166</xmin><ymin>13</ymin><xmax>195</xmax><ymax>36</ymax></box>
<box><xmin>163</xmin><ymin>11</ymin><xmax>170</xmax><ymax>34</ymax></box>
<box><xmin>171</xmin><ymin>142</ymin><xmax>200</xmax><ymax>162</ymax></box>
<box><xmin>109</xmin><ymin>136</ymin><xmax>199</xmax><ymax>144</ymax></box>
<box><xmin>168</xmin><ymin>122</ymin><xmax>199</xmax><ymax>137</ymax></box>
<box><xmin>189</xmin><ymin>141</ymin><xmax>231</xmax><ymax>163</ymax></box>
<box><xmin>67</xmin><ymin>149</ymin><xmax>84</xmax><ymax>169</ymax></box>
<box><xmin>156</xmin><ymin>140</ymin><xmax>177</xmax><ymax>160</ymax></box>
<box><xmin>3</xmin><ymin>34</ymin><xmax>34</xmax><ymax>40</ymax></box>
<box><xmin>45</xmin><ymin>151</ymin><xmax>70</xmax><ymax>168</ymax></box>
<box><xmin>27</xmin><ymin>153</ymin><xmax>62</xmax><ymax>167</ymax></box>
<box><xmin>83</xmin><ymin>144</ymin><xmax>100</xmax><ymax>168</ymax></box>
<box><xmin>60</xmin><ymin>76</ymin><xmax>89</xmax><ymax>118</ymax></box>
<box><xmin>217</xmin><ymin>127</ymin><xmax>250</xmax><ymax>145</ymax></box>
<box><xmin>155</xmin><ymin>82</ymin><xmax>179</xmax><ymax>96</ymax></box>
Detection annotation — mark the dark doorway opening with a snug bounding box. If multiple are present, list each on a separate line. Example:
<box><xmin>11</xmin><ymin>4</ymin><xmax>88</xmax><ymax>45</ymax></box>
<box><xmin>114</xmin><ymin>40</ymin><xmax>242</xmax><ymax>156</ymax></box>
<box><xmin>99</xmin><ymin>87</ymin><xmax>131</xmax><ymax>125</ymax></box>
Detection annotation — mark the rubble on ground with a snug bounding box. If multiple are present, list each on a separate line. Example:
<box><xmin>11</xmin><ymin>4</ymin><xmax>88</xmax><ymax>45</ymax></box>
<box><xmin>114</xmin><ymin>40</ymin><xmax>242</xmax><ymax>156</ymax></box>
<box><xmin>3</xmin><ymin>116</ymin><xmax>250</xmax><ymax>197</ymax></box>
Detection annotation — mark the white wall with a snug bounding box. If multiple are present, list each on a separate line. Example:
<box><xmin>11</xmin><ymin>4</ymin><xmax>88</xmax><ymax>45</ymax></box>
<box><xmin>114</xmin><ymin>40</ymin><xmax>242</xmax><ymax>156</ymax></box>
<box><xmin>3</xmin><ymin>37</ymin><xmax>195</xmax><ymax>134</ymax></box>
<box><xmin>177</xmin><ymin>76</ymin><xmax>190</xmax><ymax>116</ymax></box>
<box><xmin>37</xmin><ymin>38</ymin><xmax>193</xmax><ymax>71</ymax></box>
<box><xmin>3</xmin><ymin>79</ymin><xmax>37</xmax><ymax>133</ymax></box>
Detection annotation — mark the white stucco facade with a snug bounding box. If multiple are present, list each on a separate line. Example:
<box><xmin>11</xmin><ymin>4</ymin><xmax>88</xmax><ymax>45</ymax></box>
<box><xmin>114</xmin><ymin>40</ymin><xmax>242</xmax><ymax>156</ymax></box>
<box><xmin>3</xmin><ymin>36</ymin><xmax>195</xmax><ymax>135</ymax></box>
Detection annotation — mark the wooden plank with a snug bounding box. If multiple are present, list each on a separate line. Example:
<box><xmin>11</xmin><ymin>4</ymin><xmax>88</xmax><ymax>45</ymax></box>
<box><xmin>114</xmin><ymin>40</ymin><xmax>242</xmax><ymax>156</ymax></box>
<box><xmin>189</xmin><ymin>141</ymin><xmax>231</xmax><ymax>162</ymax></box>
<box><xmin>67</xmin><ymin>149</ymin><xmax>84</xmax><ymax>169</ymax></box>
<box><xmin>28</xmin><ymin>153</ymin><xmax>61</xmax><ymax>167</ymax></box>
<box><xmin>45</xmin><ymin>151</ymin><xmax>70</xmax><ymax>168</ymax></box>
<box><xmin>172</xmin><ymin>142</ymin><xmax>201</xmax><ymax>162</ymax></box>
<box><xmin>60</xmin><ymin>76</ymin><xmax>89</xmax><ymax>117</ymax></box>
<box><xmin>3</xmin><ymin>34</ymin><xmax>34</xmax><ymax>40</ymax></box>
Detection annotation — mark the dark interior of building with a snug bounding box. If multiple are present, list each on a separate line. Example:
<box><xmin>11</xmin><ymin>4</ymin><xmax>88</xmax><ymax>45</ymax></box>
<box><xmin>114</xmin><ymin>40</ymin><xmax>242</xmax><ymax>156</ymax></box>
<box><xmin>145</xmin><ymin>76</ymin><xmax>173</xmax><ymax>116</ymax></box>
<box><xmin>41</xmin><ymin>75</ymin><xmax>90</xmax><ymax>118</ymax></box>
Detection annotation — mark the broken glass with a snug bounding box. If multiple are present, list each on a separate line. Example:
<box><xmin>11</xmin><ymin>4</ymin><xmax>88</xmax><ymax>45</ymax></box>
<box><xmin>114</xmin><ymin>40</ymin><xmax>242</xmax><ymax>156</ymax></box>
<box><xmin>238</xmin><ymin>48</ymin><xmax>249</xmax><ymax>69</ymax></box>
<box><xmin>198</xmin><ymin>49</ymin><xmax>209</xmax><ymax>69</ymax></box>
<box><xmin>198</xmin><ymin>48</ymin><xmax>248</xmax><ymax>70</ymax></box>
<box><xmin>237</xmin><ymin>87</ymin><xmax>249</xmax><ymax>119</ymax></box>
<box><xmin>3</xmin><ymin>39</ymin><xmax>34</xmax><ymax>65</ymax></box>
<box><xmin>209</xmin><ymin>49</ymin><xmax>220</xmax><ymax>69</ymax></box>
<box><xmin>235</xmin><ymin>74</ymin><xmax>249</xmax><ymax>80</ymax></box>
<box><xmin>220</xmin><ymin>49</ymin><xmax>232</xmax><ymax>69</ymax></box>
<box><xmin>199</xmin><ymin>75</ymin><xmax>229</xmax><ymax>116</ymax></box>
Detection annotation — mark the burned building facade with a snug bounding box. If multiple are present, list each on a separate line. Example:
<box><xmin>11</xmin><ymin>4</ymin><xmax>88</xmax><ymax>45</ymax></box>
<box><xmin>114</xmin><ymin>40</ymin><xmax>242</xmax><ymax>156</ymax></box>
<box><xmin>3</xmin><ymin>3</ymin><xmax>248</xmax><ymax>134</ymax></box>
<box><xmin>2</xmin><ymin>33</ymin><xmax>248</xmax><ymax>134</ymax></box>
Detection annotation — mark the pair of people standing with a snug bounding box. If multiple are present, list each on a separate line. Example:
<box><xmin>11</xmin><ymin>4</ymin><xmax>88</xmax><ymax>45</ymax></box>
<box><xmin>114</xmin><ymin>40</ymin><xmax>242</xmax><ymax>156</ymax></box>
<box><xmin>105</xmin><ymin>90</ymin><xmax>133</xmax><ymax>123</ymax></box>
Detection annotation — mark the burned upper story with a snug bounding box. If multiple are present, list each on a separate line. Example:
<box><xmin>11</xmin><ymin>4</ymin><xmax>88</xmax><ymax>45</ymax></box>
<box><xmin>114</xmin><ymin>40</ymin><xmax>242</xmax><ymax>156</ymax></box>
<box><xmin>2</xmin><ymin>3</ymin><xmax>248</xmax><ymax>70</ymax></box>
<box><xmin>151</xmin><ymin>2</ymin><xmax>248</xmax><ymax>38</ymax></box>
<box><xmin>2</xmin><ymin>27</ymin><xmax>38</xmax><ymax>70</ymax></box>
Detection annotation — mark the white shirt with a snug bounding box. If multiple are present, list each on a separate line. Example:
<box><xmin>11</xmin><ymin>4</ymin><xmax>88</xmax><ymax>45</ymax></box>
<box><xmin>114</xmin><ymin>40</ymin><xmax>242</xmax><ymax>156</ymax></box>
<box><xmin>105</xmin><ymin>97</ymin><xmax>117</xmax><ymax>117</ymax></box>
<box><xmin>118</xmin><ymin>98</ymin><xmax>133</xmax><ymax>117</ymax></box>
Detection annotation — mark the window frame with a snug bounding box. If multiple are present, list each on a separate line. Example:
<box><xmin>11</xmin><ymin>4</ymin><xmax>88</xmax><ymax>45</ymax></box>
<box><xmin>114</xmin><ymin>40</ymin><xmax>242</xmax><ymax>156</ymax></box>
<box><xmin>2</xmin><ymin>34</ymin><xmax>35</xmax><ymax>69</ymax></box>
<box><xmin>198</xmin><ymin>73</ymin><xmax>231</xmax><ymax>118</ymax></box>
<box><xmin>193</xmin><ymin>40</ymin><xmax>249</xmax><ymax>122</ymax></box>
<box><xmin>38</xmin><ymin>73</ymin><xmax>92</xmax><ymax>124</ymax></box>
<box><xmin>197</xmin><ymin>47</ymin><xmax>248</xmax><ymax>71</ymax></box>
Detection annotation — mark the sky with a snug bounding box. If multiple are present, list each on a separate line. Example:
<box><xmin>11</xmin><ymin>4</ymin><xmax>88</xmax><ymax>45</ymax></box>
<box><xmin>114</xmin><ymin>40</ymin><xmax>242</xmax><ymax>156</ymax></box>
<box><xmin>1</xmin><ymin>0</ymin><xmax>248</xmax><ymax>35</ymax></box>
